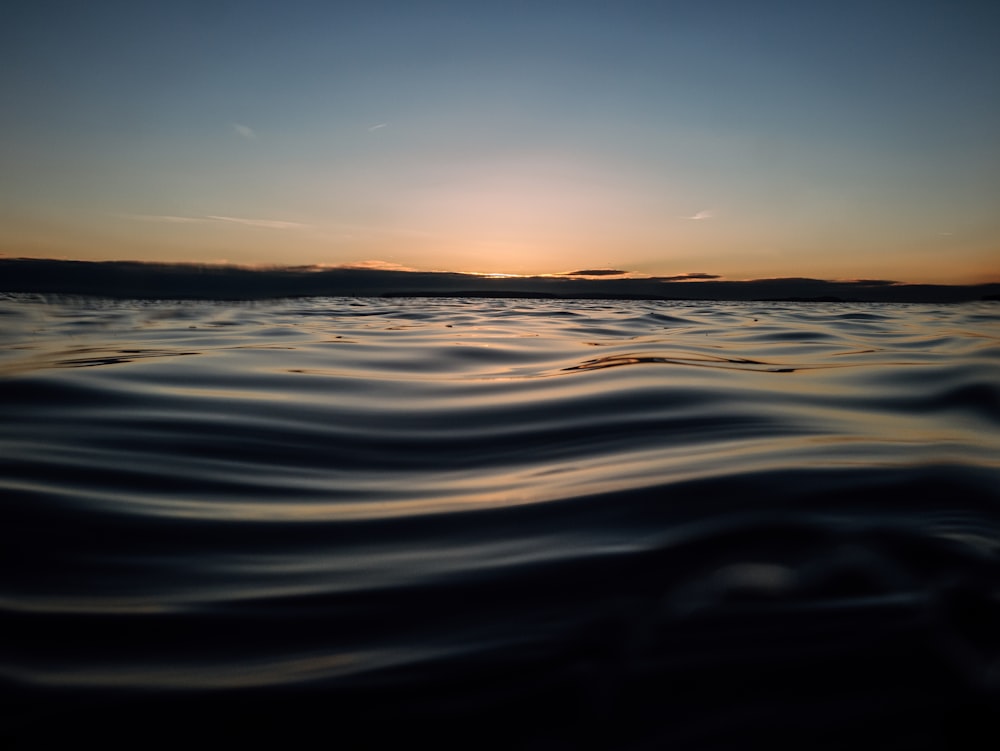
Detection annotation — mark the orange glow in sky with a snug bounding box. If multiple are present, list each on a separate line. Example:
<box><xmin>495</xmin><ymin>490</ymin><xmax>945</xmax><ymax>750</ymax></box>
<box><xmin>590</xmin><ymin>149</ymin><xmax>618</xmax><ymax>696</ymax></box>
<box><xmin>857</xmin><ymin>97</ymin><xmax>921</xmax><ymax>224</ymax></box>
<box><xmin>1</xmin><ymin>2</ymin><xmax>998</xmax><ymax>285</ymax></box>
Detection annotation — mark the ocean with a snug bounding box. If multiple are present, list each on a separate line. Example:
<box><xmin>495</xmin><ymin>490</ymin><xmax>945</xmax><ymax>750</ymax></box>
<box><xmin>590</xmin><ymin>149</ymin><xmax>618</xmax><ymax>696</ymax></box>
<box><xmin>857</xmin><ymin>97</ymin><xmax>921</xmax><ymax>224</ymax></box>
<box><xmin>2</xmin><ymin>294</ymin><xmax>999</xmax><ymax>748</ymax></box>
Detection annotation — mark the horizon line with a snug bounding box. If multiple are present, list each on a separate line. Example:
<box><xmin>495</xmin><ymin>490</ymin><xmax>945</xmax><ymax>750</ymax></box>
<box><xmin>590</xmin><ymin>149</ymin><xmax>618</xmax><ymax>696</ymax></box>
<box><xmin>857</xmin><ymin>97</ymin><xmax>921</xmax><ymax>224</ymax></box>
<box><xmin>2</xmin><ymin>257</ymin><xmax>998</xmax><ymax>304</ymax></box>
<box><xmin>2</xmin><ymin>256</ymin><xmax>998</xmax><ymax>288</ymax></box>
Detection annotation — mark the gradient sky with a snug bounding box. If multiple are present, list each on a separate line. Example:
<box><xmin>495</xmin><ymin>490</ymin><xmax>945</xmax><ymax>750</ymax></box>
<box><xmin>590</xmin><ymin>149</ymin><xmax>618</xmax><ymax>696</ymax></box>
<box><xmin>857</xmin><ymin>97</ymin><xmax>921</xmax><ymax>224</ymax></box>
<box><xmin>2</xmin><ymin>0</ymin><xmax>998</xmax><ymax>282</ymax></box>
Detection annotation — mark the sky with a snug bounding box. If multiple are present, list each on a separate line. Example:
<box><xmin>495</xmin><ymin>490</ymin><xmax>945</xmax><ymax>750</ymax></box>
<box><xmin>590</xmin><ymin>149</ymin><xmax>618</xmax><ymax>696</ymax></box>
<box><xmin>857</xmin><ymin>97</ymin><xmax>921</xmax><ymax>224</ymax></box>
<box><xmin>1</xmin><ymin>0</ymin><xmax>998</xmax><ymax>283</ymax></box>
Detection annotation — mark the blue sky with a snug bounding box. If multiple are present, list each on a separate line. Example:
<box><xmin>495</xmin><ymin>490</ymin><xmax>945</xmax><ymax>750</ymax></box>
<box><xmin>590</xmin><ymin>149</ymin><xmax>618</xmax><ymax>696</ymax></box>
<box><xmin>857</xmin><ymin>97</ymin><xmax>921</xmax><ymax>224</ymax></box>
<box><xmin>2</xmin><ymin>0</ymin><xmax>998</xmax><ymax>282</ymax></box>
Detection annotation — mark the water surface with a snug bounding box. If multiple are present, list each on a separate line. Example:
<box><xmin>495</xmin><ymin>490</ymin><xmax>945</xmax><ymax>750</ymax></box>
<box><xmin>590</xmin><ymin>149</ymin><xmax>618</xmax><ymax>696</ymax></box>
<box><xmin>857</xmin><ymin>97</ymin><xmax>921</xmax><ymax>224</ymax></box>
<box><xmin>2</xmin><ymin>295</ymin><xmax>998</xmax><ymax>747</ymax></box>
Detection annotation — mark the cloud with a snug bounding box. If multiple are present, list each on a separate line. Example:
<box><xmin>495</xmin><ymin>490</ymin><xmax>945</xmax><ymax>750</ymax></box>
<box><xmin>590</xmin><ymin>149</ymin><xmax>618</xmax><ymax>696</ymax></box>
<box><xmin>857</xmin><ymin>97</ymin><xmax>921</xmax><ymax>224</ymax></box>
<box><xmin>128</xmin><ymin>214</ymin><xmax>306</xmax><ymax>230</ymax></box>
<box><xmin>845</xmin><ymin>279</ymin><xmax>899</xmax><ymax>286</ymax></box>
<box><xmin>337</xmin><ymin>260</ymin><xmax>417</xmax><ymax>272</ymax></box>
<box><xmin>205</xmin><ymin>215</ymin><xmax>306</xmax><ymax>230</ymax></box>
<box><xmin>233</xmin><ymin>123</ymin><xmax>256</xmax><ymax>140</ymax></box>
<box><xmin>561</xmin><ymin>269</ymin><xmax>628</xmax><ymax>276</ymax></box>
<box><xmin>680</xmin><ymin>210</ymin><xmax>714</xmax><ymax>220</ymax></box>
<box><xmin>280</xmin><ymin>260</ymin><xmax>417</xmax><ymax>273</ymax></box>
<box><xmin>367</xmin><ymin>122</ymin><xmax>388</xmax><ymax>131</ymax></box>
<box><xmin>129</xmin><ymin>214</ymin><xmax>204</xmax><ymax>224</ymax></box>
<box><xmin>653</xmin><ymin>273</ymin><xmax>721</xmax><ymax>281</ymax></box>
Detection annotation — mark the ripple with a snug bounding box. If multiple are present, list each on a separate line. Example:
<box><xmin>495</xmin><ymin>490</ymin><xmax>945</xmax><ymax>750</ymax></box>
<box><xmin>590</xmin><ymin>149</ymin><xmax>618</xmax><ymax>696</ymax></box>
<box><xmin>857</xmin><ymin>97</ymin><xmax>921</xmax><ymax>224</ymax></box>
<box><xmin>1</xmin><ymin>294</ymin><xmax>998</xmax><ymax>741</ymax></box>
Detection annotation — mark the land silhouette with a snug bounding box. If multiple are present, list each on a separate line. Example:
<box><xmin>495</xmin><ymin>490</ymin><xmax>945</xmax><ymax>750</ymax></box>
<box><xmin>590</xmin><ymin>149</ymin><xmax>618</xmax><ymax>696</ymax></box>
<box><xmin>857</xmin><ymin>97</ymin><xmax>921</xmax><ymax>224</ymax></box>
<box><xmin>2</xmin><ymin>258</ymin><xmax>998</xmax><ymax>303</ymax></box>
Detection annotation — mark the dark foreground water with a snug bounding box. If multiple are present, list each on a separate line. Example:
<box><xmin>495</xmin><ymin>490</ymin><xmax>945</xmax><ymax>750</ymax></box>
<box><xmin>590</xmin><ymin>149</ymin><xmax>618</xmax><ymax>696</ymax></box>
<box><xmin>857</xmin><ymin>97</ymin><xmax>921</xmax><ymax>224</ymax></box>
<box><xmin>2</xmin><ymin>294</ymin><xmax>999</xmax><ymax>748</ymax></box>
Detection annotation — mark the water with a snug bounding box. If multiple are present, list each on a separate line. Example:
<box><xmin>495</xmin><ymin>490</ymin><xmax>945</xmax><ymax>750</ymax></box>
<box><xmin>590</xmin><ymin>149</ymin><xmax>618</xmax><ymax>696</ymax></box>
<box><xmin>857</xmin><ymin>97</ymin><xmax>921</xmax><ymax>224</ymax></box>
<box><xmin>2</xmin><ymin>294</ymin><xmax>999</xmax><ymax>748</ymax></box>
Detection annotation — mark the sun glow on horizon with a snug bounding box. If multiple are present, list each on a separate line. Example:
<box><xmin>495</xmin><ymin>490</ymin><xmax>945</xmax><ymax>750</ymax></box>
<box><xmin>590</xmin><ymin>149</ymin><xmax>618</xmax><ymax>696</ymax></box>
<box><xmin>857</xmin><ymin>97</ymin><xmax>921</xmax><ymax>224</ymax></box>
<box><xmin>1</xmin><ymin>4</ymin><xmax>997</xmax><ymax>285</ymax></box>
<box><xmin>465</xmin><ymin>272</ymin><xmax>530</xmax><ymax>279</ymax></box>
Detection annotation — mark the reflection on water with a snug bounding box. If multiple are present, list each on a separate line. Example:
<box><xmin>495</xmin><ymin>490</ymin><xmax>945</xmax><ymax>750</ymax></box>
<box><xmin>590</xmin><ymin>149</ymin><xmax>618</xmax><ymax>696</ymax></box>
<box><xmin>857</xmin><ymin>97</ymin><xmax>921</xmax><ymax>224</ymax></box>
<box><xmin>1</xmin><ymin>294</ymin><xmax>999</xmax><ymax>748</ymax></box>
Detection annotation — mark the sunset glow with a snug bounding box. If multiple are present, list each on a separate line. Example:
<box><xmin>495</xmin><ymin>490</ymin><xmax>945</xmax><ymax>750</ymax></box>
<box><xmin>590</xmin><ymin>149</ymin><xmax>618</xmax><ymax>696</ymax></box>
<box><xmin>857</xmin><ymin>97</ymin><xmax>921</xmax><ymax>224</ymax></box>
<box><xmin>1</xmin><ymin>1</ymin><xmax>997</xmax><ymax>284</ymax></box>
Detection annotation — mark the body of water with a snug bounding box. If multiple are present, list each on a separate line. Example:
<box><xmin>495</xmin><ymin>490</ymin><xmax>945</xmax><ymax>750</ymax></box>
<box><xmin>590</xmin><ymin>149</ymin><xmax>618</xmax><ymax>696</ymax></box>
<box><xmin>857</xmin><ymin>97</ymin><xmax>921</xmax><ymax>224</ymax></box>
<box><xmin>2</xmin><ymin>295</ymin><xmax>999</xmax><ymax>748</ymax></box>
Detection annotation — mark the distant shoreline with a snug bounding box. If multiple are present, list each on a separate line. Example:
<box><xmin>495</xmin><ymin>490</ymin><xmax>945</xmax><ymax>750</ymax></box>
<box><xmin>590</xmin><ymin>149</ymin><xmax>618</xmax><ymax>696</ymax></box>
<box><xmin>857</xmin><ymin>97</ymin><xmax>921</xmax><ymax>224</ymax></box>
<box><xmin>2</xmin><ymin>258</ymin><xmax>998</xmax><ymax>304</ymax></box>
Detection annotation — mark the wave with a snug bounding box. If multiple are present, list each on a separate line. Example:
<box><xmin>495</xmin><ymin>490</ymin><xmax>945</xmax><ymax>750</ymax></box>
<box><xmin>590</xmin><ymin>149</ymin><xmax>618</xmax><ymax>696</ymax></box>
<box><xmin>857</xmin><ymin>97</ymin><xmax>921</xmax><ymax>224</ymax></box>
<box><xmin>1</xmin><ymin>296</ymin><xmax>998</xmax><ymax>747</ymax></box>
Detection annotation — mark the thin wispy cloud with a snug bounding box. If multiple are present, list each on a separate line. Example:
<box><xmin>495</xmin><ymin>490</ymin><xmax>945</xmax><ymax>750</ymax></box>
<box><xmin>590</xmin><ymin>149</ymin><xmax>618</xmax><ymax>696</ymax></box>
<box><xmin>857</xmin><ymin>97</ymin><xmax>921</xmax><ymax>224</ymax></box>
<box><xmin>680</xmin><ymin>210</ymin><xmax>714</xmax><ymax>220</ymax></box>
<box><xmin>367</xmin><ymin>122</ymin><xmax>388</xmax><ymax>131</ymax></box>
<box><xmin>129</xmin><ymin>214</ymin><xmax>205</xmax><ymax>224</ymax></box>
<box><xmin>128</xmin><ymin>214</ymin><xmax>306</xmax><ymax>230</ymax></box>
<box><xmin>232</xmin><ymin>123</ymin><xmax>256</xmax><ymax>140</ymax></box>
<box><xmin>205</xmin><ymin>215</ymin><xmax>306</xmax><ymax>230</ymax></box>
<box><xmin>653</xmin><ymin>272</ymin><xmax>721</xmax><ymax>281</ymax></box>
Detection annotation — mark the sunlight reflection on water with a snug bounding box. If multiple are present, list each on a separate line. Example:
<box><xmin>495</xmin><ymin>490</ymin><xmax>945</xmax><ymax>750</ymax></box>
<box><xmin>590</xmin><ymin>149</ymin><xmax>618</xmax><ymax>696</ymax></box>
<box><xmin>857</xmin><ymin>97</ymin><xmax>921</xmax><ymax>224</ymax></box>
<box><xmin>1</xmin><ymin>295</ymin><xmax>999</xmax><ymax>747</ymax></box>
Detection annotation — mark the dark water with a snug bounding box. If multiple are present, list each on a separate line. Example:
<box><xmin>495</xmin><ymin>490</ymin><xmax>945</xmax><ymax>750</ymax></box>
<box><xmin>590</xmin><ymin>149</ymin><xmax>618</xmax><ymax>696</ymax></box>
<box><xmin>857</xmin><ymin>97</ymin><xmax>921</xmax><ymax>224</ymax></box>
<box><xmin>2</xmin><ymin>294</ymin><xmax>999</xmax><ymax>748</ymax></box>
